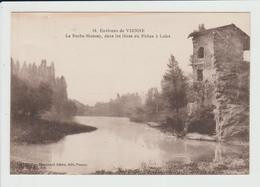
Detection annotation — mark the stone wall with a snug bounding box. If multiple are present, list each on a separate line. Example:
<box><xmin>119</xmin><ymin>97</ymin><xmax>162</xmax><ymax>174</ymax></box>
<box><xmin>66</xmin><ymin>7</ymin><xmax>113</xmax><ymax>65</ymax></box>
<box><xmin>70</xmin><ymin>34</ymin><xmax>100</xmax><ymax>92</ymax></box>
<box><xmin>191</xmin><ymin>33</ymin><xmax>215</xmax><ymax>82</ymax></box>
<box><xmin>189</xmin><ymin>25</ymin><xmax>250</xmax><ymax>142</ymax></box>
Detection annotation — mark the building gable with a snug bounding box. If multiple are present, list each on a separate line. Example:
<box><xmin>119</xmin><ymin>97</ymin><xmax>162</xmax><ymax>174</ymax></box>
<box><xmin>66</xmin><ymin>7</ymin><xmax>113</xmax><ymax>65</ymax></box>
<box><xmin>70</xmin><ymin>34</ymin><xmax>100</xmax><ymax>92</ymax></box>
<box><xmin>188</xmin><ymin>24</ymin><xmax>250</xmax><ymax>50</ymax></box>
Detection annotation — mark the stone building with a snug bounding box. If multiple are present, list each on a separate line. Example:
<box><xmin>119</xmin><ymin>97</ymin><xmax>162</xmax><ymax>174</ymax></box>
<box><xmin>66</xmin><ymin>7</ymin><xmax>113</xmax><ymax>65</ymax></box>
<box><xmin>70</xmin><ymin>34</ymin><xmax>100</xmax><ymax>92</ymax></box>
<box><xmin>188</xmin><ymin>23</ymin><xmax>249</xmax><ymax>83</ymax></box>
<box><xmin>188</xmin><ymin>24</ymin><xmax>250</xmax><ymax>141</ymax></box>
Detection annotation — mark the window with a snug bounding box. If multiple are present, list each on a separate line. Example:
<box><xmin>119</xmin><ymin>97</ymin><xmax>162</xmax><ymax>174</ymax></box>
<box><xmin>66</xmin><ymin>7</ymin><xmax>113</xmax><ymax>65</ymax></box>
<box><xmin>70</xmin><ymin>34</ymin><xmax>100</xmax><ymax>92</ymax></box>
<box><xmin>243</xmin><ymin>50</ymin><xmax>250</xmax><ymax>62</ymax></box>
<box><xmin>197</xmin><ymin>69</ymin><xmax>203</xmax><ymax>81</ymax></box>
<box><xmin>198</xmin><ymin>47</ymin><xmax>204</xmax><ymax>58</ymax></box>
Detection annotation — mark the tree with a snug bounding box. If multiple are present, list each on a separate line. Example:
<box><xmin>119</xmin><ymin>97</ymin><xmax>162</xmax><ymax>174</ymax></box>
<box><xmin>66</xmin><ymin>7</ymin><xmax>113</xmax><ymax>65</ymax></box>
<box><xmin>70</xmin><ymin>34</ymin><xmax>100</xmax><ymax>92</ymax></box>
<box><xmin>11</xmin><ymin>75</ymin><xmax>30</xmax><ymax>118</ymax></box>
<box><xmin>161</xmin><ymin>55</ymin><xmax>188</xmax><ymax>119</ymax></box>
<box><xmin>11</xmin><ymin>75</ymin><xmax>53</xmax><ymax>118</ymax></box>
<box><xmin>63</xmin><ymin>99</ymin><xmax>78</xmax><ymax>116</ymax></box>
<box><xmin>145</xmin><ymin>87</ymin><xmax>163</xmax><ymax>120</ymax></box>
<box><xmin>34</xmin><ymin>82</ymin><xmax>53</xmax><ymax>117</ymax></box>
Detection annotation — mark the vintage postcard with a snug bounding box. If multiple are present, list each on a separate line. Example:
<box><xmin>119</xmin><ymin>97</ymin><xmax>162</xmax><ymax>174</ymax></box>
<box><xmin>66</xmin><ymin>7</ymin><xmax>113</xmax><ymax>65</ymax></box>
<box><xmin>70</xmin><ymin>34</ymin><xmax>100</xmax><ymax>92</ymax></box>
<box><xmin>9</xmin><ymin>11</ymin><xmax>250</xmax><ymax>175</ymax></box>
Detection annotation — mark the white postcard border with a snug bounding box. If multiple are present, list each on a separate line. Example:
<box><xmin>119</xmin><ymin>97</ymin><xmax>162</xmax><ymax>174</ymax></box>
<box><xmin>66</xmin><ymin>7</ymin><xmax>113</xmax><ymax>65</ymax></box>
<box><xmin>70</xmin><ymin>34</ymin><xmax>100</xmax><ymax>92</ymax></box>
<box><xmin>1</xmin><ymin>1</ymin><xmax>260</xmax><ymax>187</ymax></box>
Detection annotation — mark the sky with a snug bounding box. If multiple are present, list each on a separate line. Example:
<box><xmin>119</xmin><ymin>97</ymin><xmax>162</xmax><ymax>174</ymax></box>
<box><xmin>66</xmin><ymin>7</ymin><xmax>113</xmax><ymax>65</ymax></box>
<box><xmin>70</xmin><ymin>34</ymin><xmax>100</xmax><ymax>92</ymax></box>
<box><xmin>11</xmin><ymin>12</ymin><xmax>250</xmax><ymax>105</ymax></box>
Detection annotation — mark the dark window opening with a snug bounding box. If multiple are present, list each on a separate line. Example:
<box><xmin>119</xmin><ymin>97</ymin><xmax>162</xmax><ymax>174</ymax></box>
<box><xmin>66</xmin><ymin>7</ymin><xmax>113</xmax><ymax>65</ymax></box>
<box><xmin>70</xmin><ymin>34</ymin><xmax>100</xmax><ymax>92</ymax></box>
<box><xmin>197</xmin><ymin>69</ymin><xmax>203</xmax><ymax>81</ymax></box>
<box><xmin>198</xmin><ymin>47</ymin><xmax>204</xmax><ymax>58</ymax></box>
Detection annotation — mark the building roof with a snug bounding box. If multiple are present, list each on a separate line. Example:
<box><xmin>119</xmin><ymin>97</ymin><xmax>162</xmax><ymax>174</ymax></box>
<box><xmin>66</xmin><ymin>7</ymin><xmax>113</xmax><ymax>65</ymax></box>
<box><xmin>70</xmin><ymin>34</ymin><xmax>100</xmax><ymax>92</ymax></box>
<box><xmin>188</xmin><ymin>24</ymin><xmax>249</xmax><ymax>37</ymax></box>
<box><xmin>188</xmin><ymin>24</ymin><xmax>250</xmax><ymax>50</ymax></box>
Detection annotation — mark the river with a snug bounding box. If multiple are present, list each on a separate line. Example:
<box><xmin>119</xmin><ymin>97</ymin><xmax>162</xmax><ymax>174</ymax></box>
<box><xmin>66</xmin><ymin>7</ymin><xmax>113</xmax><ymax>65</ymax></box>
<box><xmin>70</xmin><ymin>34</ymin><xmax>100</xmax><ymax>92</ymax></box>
<box><xmin>11</xmin><ymin>116</ymin><xmax>246</xmax><ymax>174</ymax></box>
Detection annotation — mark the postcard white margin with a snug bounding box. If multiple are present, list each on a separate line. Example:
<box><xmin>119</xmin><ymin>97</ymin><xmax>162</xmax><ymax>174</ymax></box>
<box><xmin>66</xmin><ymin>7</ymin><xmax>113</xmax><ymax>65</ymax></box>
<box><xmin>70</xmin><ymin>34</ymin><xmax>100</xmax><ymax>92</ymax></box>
<box><xmin>1</xmin><ymin>1</ymin><xmax>260</xmax><ymax>187</ymax></box>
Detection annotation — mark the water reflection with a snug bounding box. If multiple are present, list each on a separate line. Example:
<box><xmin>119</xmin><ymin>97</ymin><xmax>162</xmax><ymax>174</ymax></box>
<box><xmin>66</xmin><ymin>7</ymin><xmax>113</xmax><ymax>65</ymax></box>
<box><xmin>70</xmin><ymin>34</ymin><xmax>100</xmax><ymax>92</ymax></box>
<box><xmin>11</xmin><ymin>116</ymin><xmax>246</xmax><ymax>174</ymax></box>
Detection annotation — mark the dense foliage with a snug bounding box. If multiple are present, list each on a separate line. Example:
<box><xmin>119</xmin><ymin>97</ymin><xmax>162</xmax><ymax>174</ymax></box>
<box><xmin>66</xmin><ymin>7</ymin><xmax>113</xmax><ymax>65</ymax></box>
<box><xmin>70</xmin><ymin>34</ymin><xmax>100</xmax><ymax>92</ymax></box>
<box><xmin>161</xmin><ymin>55</ymin><xmax>188</xmax><ymax>113</ymax></box>
<box><xmin>82</xmin><ymin>55</ymin><xmax>190</xmax><ymax>134</ymax></box>
<box><xmin>84</xmin><ymin>93</ymin><xmax>142</xmax><ymax>117</ymax></box>
<box><xmin>11</xmin><ymin>60</ymin><xmax>77</xmax><ymax>121</ymax></box>
<box><xmin>11</xmin><ymin>75</ymin><xmax>53</xmax><ymax>118</ymax></box>
<box><xmin>186</xmin><ymin>105</ymin><xmax>216</xmax><ymax>135</ymax></box>
<box><xmin>144</xmin><ymin>88</ymin><xmax>164</xmax><ymax>121</ymax></box>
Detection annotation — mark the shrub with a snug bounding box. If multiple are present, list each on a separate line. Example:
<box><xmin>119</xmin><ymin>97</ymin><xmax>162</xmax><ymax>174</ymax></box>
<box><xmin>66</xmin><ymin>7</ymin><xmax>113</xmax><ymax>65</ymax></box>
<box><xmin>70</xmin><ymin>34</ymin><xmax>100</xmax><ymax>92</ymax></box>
<box><xmin>186</xmin><ymin>105</ymin><xmax>216</xmax><ymax>135</ymax></box>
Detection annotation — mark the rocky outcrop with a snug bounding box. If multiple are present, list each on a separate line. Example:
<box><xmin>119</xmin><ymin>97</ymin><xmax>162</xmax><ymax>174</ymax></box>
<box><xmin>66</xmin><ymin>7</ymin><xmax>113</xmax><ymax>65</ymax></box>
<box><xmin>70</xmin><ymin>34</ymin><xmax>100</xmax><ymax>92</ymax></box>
<box><xmin>188</xmin><ymin>24</ymin><xmax>249</xmax><ymax>142</ymax></box>
<box><xmin>212</xmin><ymin>31</ymin><xmax>249</xmax><ymax>142</ymax></box>
<box><xmin>214</xmin><ymin>104</ymin><xmax>249</xmax><ymax>141</ymax></box>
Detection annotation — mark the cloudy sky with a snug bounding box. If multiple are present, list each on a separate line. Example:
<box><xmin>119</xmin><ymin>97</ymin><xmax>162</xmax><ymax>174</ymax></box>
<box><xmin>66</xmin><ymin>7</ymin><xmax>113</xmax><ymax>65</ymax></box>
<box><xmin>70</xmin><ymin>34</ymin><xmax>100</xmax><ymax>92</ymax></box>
<box><xmin>12</xmin><ymin>12</ymin><xmax>250</xmax><ymax>105</ymax></box>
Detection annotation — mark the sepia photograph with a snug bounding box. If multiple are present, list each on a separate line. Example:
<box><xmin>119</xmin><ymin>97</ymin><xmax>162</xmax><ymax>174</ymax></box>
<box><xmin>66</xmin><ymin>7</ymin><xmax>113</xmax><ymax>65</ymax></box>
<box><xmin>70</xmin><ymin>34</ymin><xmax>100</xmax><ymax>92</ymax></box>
<box><xmin>10</xmin><ymin>12</ymin><xmax>250</xmax><ymax>175</ymax></box>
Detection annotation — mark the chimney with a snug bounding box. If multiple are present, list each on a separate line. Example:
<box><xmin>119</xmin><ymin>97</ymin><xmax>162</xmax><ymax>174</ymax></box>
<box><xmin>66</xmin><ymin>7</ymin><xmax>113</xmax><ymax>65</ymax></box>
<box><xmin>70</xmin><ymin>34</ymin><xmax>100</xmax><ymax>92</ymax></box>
<box><xmin>199</xmin><ymin>24</ymin><xmax>206</xmax><ymax>31</ymax></box>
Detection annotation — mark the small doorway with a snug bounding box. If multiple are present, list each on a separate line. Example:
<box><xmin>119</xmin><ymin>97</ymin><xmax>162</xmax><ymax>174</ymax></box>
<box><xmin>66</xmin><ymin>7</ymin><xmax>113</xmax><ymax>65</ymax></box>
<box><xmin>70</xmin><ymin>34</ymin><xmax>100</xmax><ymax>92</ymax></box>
<box><xmin>198</xmin><ymin>47</ymin><xmax>204</xmax><ymax>58</ymax></box>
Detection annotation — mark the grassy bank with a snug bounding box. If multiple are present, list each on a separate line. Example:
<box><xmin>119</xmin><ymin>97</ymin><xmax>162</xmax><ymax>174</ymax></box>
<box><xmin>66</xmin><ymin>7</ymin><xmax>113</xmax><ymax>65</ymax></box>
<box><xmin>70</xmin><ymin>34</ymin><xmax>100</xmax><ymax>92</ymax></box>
<box><xmin>10</xmin><ymin>161</ymin><xmax>67</xmax><ymax>174</ymax></box>
<box><xmin>94</xmin><ymin>156</ymin><xmax>249</xmax><ymax>175</ymax></box>
<box><xmin>11</xmin><ymin>154</ymin><xmax>249</xmax><ymax>175</ymax></box>
<box><xmin>11</xmin><ymin>117</ymin><xmax>97</xmax><ymax>144</ymax></box>
<box><xmin>11</xmin><ymin>160</ymin><xmax>47</xmax><ymax>174</ymax></box>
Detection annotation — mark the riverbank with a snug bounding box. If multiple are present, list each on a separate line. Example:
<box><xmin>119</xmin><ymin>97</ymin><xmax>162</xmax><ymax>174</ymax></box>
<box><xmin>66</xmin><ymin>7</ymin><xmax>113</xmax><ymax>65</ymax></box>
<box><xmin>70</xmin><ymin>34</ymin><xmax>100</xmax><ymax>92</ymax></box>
<box><xmin>11</xmin><ymin>153</ymin><xmax>249</xmax><ymax>175</ymax></box>
<box><xmin>10</xmin><ymin>160</ymin><xmax>66</xmax><ymax>174</ymax></box>
<box><xmin>11</xmin><ymin>160</ymin><xmax>47</xmax><ymax>174</ymax></box>
<box><xmin>10</xmin><ymin>116</ymin><xmax>249</xmax><ymax>175</ymax></box>
<box><xmin>11</xmin><ymin>117</ymin><xmax>97</xmax><ymax>144</ymax></box>
<box><xmin>185</xmin><ymin>132</ymin><xmax>216</xmax><ymax>141</ymax></box>
<box><xmin>94</xmin><ymin>154</ymin><xmax>249</xmax><ymax>175</ymax></box>
<box><xmin>145</xmin><ymin>121</ymin><xmax>217</xmax><ymax>141</ymax></box>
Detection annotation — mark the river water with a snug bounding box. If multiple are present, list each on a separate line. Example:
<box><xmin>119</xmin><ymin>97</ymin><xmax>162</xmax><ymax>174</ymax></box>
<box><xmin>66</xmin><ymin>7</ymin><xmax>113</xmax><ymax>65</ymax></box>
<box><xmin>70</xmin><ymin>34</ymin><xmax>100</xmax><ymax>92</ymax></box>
<box><xmin>11</xmin><ymin>116</ymin><xmax>246</xmax><ymax>174</ymax></box>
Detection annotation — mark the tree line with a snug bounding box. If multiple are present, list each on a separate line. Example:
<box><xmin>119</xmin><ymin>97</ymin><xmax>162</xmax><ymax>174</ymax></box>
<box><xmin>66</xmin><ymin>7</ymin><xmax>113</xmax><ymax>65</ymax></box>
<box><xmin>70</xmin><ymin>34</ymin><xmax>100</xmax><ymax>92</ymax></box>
<box><xmin>11</xmin><ymin>60</ymin><xmax>77</xmax><ymax>121</ymax></box>
<box><xmin>83</xmin><ymin>55</ymin><xmax>195</xmax><ymax>135</ymax></box>
<box><xmin>85</xmin><ymin>54</ymin><xmax>247</xmax><ymax>136</ymax></box>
